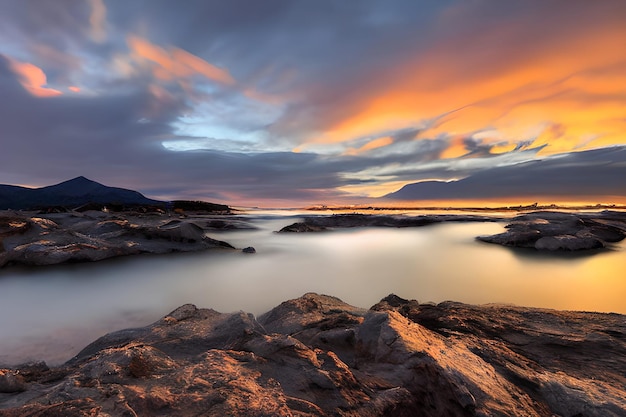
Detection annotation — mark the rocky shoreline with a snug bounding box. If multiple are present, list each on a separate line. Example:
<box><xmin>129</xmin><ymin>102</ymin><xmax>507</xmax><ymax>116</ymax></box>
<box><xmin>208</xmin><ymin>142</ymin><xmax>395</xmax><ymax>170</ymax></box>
<box><xmin>0</xmin><ymin>293</ymin><xmax>624</xmax><ymax>416</ymax></box>
<box><xmin>280</xmin><ymin>211</ymin><xmax>626</xmax><ymax>253</ymax></box>
<box><xmin>2</xmin><ymin>209</ymin><xmax>626</xmax><ymax>269</ymax></box>
<box><xmin>0</xmin><ymin>210</ymin><xmax>255</xmax><ymax>268</ymax></box>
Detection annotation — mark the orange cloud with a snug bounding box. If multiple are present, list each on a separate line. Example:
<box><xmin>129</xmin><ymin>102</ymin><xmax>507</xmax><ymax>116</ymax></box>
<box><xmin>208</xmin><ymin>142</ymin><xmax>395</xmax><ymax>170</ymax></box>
<box><xmin>344</xmin><ymin>136</ymin><xmax>394</xmax><ymax>155</ymax></box>
<box><xmin>68</xmin><ymin>86</ymin><xmax>81</xmax><ymax>93</ymax></box>
<box><xmin>337</xmin><ymin>180</ymin><xmax>412</xmax><ymax>198</ymax></box>
<box><xmin>440</xmin><ymin>136</ymin><xmax>468</xmax><ymax>159</ymax></box>
<box><xmin>127</xmin><ymin>35</ymin><xmax>235</xmax><ymax>85</ymax></box>
<box><xmin>305</xmin><ymin>4</ymin><xmax>626</xmax><ymax>158</ymax></box>
<box><xmin>7</xmin><ymin>58</ymin><xmax>62</xmax><ymax>98</ymax></box>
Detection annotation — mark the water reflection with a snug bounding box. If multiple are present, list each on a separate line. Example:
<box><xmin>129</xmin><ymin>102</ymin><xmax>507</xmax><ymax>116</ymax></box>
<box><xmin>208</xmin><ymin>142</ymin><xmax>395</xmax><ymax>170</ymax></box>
<box><xmin>1</xmin><ymin>219</ymin><xmax>625</xmax><ymax>366</ymax></box>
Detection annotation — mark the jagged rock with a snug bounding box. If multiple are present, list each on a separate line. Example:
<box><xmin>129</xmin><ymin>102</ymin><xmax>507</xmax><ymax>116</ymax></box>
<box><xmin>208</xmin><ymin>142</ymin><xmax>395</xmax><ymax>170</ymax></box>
<box><xmin>1</xmin><ymin>293</ymin><xmax>623</xmax><ymax>416</ymax></box>
<box><xmin>242</xmin><ymin>246</ymin><xmax>256</xmax><ymax>253</ymax></box>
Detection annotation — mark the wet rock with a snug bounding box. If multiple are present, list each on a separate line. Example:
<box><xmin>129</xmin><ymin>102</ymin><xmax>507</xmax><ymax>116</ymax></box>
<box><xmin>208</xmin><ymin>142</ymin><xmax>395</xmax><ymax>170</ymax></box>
<box><xmin>242</xmin><ymin>246</ymin><xmax>256</xmax><ymax>253</ymax></box>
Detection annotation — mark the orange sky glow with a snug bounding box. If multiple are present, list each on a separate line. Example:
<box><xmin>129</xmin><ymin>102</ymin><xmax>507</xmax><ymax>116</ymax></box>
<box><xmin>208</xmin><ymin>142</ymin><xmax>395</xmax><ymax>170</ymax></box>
<box><xmin>306</xmin><ymin>17</ymin><xmax>626</xmax><ymax>162</ymax></box>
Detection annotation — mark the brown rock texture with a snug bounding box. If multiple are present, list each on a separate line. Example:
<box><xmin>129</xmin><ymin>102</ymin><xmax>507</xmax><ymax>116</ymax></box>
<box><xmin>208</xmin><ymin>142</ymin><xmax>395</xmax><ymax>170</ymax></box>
<box><xmin>1</xmin><ymin>293</ymin><xmax>624</xmax><ymax>416</ymax></box>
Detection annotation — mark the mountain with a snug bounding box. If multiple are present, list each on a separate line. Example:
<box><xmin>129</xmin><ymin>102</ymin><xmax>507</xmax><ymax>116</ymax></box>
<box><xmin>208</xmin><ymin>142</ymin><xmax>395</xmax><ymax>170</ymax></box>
<box><xmin>384</xmin><ymin>146</ymin><xmax>626</xmax><ymax>201</ymax></box>
<box><xmin>0</xmin><ymin>176</ymin><xmax>163</xmax><ymax>210</ymax></box>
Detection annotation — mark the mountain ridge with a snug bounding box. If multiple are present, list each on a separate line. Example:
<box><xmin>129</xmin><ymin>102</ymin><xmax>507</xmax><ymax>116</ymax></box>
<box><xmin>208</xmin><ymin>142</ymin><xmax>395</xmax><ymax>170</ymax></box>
<box><xmin>0</xmin><ymin>176</ymin><xmax>162</xmax><ymax>210</ymax></box>
<box><xmin>384</xmin><ymin>146</ymin><xmax>626</xmax><ymax>201</ymax></box>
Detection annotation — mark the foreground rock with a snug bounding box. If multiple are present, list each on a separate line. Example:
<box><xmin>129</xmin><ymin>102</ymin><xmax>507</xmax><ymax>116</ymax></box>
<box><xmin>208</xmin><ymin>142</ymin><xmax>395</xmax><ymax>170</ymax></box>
<box><xmin>1</xmin><ymin>293</ymin><xmax>624</xmax><ymax>416</ymax></box>
<box><xmin>0</xmin><ymin>211</ymin><xmax>248</xmax><ymax>268</ymax></box>
<box><xmin>477</xmin><ymin>210</ymin><xmax>626</xmax><ymax>252</ymax></box>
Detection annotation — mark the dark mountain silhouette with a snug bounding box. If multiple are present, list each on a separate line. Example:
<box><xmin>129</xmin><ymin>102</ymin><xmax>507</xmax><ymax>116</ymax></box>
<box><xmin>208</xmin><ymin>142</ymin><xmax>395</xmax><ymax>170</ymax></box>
<box><xmin>384</xmin><ymin>146</ymin><xmax>626</xmax><ymax>201</ymax></box>
<box><xmin>0</xmin><ymin>176</ymin><xmax>163</xmax><ymax>210</ymax></box>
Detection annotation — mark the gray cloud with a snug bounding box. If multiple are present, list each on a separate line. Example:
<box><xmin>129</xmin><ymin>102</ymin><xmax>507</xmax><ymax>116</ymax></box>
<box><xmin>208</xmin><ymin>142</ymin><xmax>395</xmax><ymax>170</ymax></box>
<box><xmin>0</xmin><ymin>1</ymin><xmax>624</xmax><ymax>205</ymax></box>
<box><xmin>0</xmin><ymin>49</ymin><xmax>619</xmax><ymax>206</ymax></box>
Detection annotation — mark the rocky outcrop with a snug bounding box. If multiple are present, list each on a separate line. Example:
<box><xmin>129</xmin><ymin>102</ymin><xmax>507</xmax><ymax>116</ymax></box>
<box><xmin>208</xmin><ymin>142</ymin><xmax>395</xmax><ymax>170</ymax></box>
<box><xmin>1</xmin><ymin>293</ymin><xmax>624</xmax><ymax>416</ymax></box>
<box><xmin>278</xmin><ymin>211</ymin><xmax>626</xmax><ymax>253</ymax></box>
<box><xmin>477</xmin><ymin>211</ymin><xmax>626</xmax><ymax>252</ymax></box>
<box><xmin>0</xmin><ymin>211</ymin><xmax>240</xmax><ymax>268</ymax></box>
<box><xmin>279</xmin><ymin>222</ymin><xmax>328</xmax><ymax>232</ymax></box>
<box><xmin>278</xmin><ymin>214</ymin><xmax>497</xmax><ymax>232</ymax></box>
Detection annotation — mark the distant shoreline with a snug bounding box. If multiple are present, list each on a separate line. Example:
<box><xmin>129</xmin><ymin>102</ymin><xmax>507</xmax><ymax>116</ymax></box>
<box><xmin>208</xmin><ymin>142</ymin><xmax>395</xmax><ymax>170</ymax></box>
<box><xmin>305</xmin><ymin>202</ymin><xmax>626</xmax><ymax>213</ymax></box>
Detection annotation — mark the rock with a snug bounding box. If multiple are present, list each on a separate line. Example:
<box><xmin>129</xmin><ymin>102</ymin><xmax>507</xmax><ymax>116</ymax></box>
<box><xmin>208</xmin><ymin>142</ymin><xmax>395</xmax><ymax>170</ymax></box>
<box><xmin>1</xmin><ymin>293</ymin><xmax>624</xmax><ymax>416</ymax></box>
<box><xmin>0</xmin><ymin>370</ymin><xmax>26</xmax><ymax>393</ymax></box>
<box><xmin>0</xmin><ymin>211</ymin><xmax>239</xmax><ymax>268</ymax></box>
<box><xmin>476</xmin><ymin>229</ymin><xmax>541</xmax><ymax>248</ymax></box>
<box><xmin>535</xmin><ymin>235</ymin><xmax>604</xmax><ymax>251</ymax></box>
<box><xmin>478</xmin><ymin>211</ymin><xmax>626</xmax><ymax>253</ymax></box>
<box><xmin>13</xmin><ymin>361</ymin><xmax>49</xmax><ymax>382</ymax></box>
<box><xmin>278</xmin><ymin>222</ymin><xmax>327</xmax><ymax>232</ymax></box>
<box><xmin>277</xmin><ymin>214</ymin><xmax>497</xmax><ymax>232</ymax></box>
<box><xmin>242</xmin><ymin>246</ymin><xmax>256</xmax><ymax>253</ymax></box>
<box><xmin>276</xmin><ymin>211</ymin><xmax>626</xmax><ymax>253</ymax></box>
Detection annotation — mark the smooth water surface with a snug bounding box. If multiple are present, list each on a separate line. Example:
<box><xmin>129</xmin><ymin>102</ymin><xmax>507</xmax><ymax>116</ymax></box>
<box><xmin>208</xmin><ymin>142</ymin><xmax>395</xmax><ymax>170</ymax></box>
<box><xmin>1</xmin><ymin>215</ymin><xmax>625</xmax><ymax>365</ymax></box>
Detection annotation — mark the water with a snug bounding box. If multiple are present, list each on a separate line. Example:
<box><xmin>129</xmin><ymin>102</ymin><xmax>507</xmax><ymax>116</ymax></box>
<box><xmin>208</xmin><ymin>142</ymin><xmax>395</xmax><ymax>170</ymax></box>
<box><xmin>1</xmin><ymin>214</ymin><xmax>625</xmax><ymax>366</ymax></box>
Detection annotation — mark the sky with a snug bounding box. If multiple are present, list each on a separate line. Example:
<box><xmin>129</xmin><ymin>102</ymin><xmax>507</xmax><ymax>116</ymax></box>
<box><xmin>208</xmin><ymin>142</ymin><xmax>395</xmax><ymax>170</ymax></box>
<box><xmin>0</xmin><ymin>0</ymin><xmax>625</xmax><ymax>206</ymax></box>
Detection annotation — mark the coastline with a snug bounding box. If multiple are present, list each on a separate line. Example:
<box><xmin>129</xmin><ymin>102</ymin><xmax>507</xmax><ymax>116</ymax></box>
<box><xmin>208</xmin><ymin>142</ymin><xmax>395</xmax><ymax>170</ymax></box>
<box><xmin>3</xmin><ymin>208</ymin><xmax>626</xmax><ymax>270</ymax></box>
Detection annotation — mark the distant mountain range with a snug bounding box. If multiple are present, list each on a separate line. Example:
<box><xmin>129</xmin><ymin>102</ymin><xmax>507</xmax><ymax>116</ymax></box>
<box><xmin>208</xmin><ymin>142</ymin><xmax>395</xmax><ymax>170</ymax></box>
<box><xmin>0</xmin><ymin>176</ymin><xmax>162</xmax><ymax>210</ymax></box>
<box><xmin>384</xmin><ymin>146</ymin><xmax>626</xmax><ymax>201</ymax></box>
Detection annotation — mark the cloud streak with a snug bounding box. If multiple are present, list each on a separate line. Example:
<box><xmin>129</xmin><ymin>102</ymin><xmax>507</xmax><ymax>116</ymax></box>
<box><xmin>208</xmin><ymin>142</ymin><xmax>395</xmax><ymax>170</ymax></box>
<box><xmin>127</xmin><ymin>35</ymin><xmax>235</xmax><ymax>85</ymax></box>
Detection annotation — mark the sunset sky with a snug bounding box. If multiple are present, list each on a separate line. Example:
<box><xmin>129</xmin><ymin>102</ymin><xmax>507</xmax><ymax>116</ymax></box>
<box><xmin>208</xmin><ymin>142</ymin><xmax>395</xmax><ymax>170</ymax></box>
<box><xmin>1</xmin><ymin>1</ymin><xmax>625</xmax><ymax>206</ymax></box>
